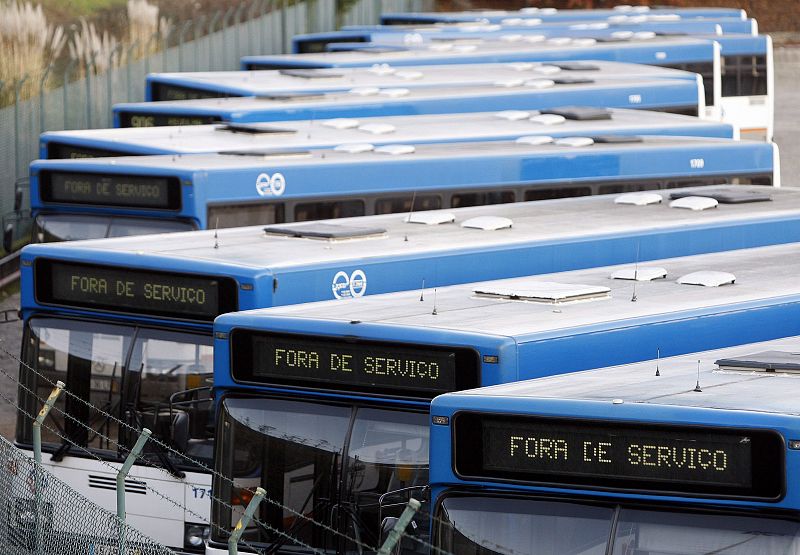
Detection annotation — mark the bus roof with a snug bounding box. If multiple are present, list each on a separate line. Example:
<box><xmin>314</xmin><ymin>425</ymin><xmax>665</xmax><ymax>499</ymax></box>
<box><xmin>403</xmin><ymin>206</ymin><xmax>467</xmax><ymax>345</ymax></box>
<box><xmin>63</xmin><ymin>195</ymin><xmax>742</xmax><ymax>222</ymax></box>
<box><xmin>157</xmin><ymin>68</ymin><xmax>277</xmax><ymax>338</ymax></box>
<box><xmin>31</xmin><ymin>137</ymin><xmax>775</xmax><ymax>210</ymax></box>
<box><xmin>215</xmin><ymin>242</ymin><xmax>800</xmax><ymax>340</ymax></box>
<box><xmin>113</xmin><ymin>77</ymin><xmax>702</xmax><ymax>125</ymax></box>
<box><xmin>21</xmin><ymin>185</ymin><xmax>800</xmax><ymax>300</ymax></box>
<box><xmin>240</xmin><ymin>36</ymin><xmax>716</xmax><ymax>69</ymax></box>
<box><xmin>145</xmin><ymin>59</ymin><xmax>698</xmax><ymax>100</ymax></box>
<box><xmin>380</xmin><ymin>7</ymin><xmax>747</xmax><ymax>25</ymax></box>
<box><xmin>444</xmin><ymin>335</ymin><xmax>800</xmax><ymax>416</ymax></box>
<box><xmin>40</xmin><ymin>108</ymin><xmax>735</xmax><ymax>159</ymax></box>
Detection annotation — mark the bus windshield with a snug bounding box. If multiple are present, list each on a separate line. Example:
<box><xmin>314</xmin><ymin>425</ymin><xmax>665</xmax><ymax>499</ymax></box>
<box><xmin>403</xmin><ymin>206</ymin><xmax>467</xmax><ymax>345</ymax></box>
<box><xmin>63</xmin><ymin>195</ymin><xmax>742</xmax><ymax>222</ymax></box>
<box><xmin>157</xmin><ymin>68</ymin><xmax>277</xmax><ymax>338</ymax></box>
<box><xmin>34</xmin><ymin>213</ymin><xmax>195</xmax><ymax>242</ymax></box>
<box><xmin>435</xmin><ymin>495</ymin><xmax>800</xmax><ymax>555</ymax></box>
<box><xmin>18</xmin><ymin>317</ymin><xmax>214</xmax><ymax>468</ymax></box>
<box><xmin>215</xmin><ymin>396</ymin><xmax>429</xmax><ymax>552</ymax></box>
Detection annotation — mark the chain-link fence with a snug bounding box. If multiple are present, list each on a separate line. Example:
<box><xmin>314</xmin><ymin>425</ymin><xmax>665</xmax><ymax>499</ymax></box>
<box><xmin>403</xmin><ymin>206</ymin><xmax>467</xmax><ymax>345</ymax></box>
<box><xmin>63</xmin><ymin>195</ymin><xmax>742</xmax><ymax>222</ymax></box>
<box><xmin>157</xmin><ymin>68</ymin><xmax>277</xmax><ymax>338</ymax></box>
<box><xmin>0</xmin><ymin>0</ymin><xmax>432</xmax><ymax>248</ymax></box>
<box><xmin>0</xmin><ymin>433</ymin><xmax>176</xmax><ymax>555</ymax></box>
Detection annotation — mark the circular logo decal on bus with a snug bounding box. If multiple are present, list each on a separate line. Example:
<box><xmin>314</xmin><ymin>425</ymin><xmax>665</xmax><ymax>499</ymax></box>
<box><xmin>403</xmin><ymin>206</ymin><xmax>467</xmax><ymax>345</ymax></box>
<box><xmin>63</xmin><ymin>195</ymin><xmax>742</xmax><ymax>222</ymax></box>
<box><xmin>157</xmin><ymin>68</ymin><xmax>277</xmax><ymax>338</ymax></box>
<box><xmin>255</xmin><ymin>172</ymin><xmax>286</xmax><ymax>196</ymax></box>
<box><xmin>332</xmin><ymin>270</ymin><xmax>368</xmax><ymax>299</ymax></box>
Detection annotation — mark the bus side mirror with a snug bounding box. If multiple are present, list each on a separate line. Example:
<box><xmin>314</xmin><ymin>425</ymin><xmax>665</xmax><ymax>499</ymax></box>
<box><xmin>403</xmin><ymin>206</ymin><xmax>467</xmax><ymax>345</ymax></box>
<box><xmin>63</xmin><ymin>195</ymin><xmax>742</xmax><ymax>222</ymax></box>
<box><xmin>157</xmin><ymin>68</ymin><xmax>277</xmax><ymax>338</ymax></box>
<box><xmin>3</xmin><ymin>224</ymin><xmax>14</xmax><ymax>254</ymax></box>
<box><xmin>13</xmin><ymin>188</ymin><xmax>22</xmax><ymax>213</ymax></box>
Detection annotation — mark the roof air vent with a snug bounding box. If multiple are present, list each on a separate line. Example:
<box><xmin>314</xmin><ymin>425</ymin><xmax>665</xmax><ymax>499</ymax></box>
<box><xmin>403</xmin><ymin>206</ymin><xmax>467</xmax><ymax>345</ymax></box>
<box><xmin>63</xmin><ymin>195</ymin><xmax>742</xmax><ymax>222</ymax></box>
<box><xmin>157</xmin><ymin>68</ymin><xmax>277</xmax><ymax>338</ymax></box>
<box><xmin>607</xmin><ymin>15</ymin><xmax>630</xmax><ymax>23</ymax></box>
<box><xmin>358</xmin><ymin>123</ymin><xmax>396</xmax><ymax>135</ymax></box>
<box><xmin>520</xmin><ymin>6</ymin><xmax>539</xmax><ymax>13</ymax></box>
<box><xmin>633</xmin><ymin>31</ymin><xmax>657</xmax><ymax>40</ymax></box>
<box><xmin>547</xmin><ymin>37</ymin><xmax>572</xmax><ymax>46</ymax></box>
<box><xmin>404</xmin><ymin>211</ymin><xmax>456</xmax><ymax>225</ymax></box>
<box><xmin>530</xmin><ymin>114</ymin><xmax>566</xmax><ymax>125</ymax></box>
<box><xmin>395</xmin><ymin>70</ymin><xmax>424</xmax><ymax>80</ymax></box>
<box><xmin>474</xmin><ymin>281</ymin><xmax>610</xmax><ymax>303</ymax></box>
<box><xmin>374</xmin><ymin>144</ymin><xmax>415</xmax><ymax>155</ymax></box>
<box><xmin>525</xmin><ymin>79</ymin><xmax>556</xmax><ymax>89</ymax></box>
<box><xmin>264</xmin><ymin>223</ymin><xmax>386</xmax><ymax>240</ymax></box>
<box><xmin>495</xmin><ymin>110</ymin><xmax>531</xmax><ymax>121</ymax></box>
<box><xmin>669</xmin><ymin>196</ymin><xmax>719</xmax><ymax>211</ymax></box>
<box><xmin>571</xmin><ymin>38</ymin><xmax>597</xmax><ymax>46</ymax></box>
<box><xmin>539</xmin><ymin>7</ymin><xmax>558</xmax><ymax>14</ymax></box>
<box><xmin>256</xmin><ymin>91</ymin><xmax>325</xmax><ymax>101</ymax></box>
<box><xmin>349</xmin><ymin>86</ymin><xmax>380</xmax><ymax>96</ymax></box>
<box><xmin>716</xmin><ymin>351</ymin><xmax>800</xmax><ymax>374</ymax></box>
<box><xmin>677</xmin><ymin>271</ymin><xmax>736</xmax><ymax>287</ymax></box>
<box><xmin>507</xmin><ymin>62</ymin><xmax>534</xmax><ymax>71</ymax></box>
<box><xmin>461</xmin><ymin>216</ymin><xmax>513</xmax><ymax>231</ymax></box>
<box><xmin>379</xmin><ymin>88</ymin><xmax>411</xmax><ymax>98</ymax></box>
<box><xmin>453</xmin><ymin>44</ymin><xmax>478</xmax><ymax>53</ymax></box>
<box><xmin>521</xmin><ymin>18</ymin><xmax>543</xmax><ymax>26</ymax></box>
<box><xmin>555</xmin><ymin>137</ymin><xmax>594</xmax><ymax>147</ymax></box>
<box><xmin>523</xmin><ymin>35</ymin><xmax>546</xmax><ymax>43</ymax></box>
<box><xmin>532</xmin><ymin>65</ymin><xmax>561</xmax><ymax>75</ymax></box>
<box><xmin>592</xmin><ymin>135</ymin><xmax>644</xmax><ymax>144</ymax></box>
<box><xmin>334</xmin><ymin>143</ymin><xmax>374</xmax><ymax>153</ymax></box>
<box><xmin>279</xmin><ymin>68</ymin><xmax>344</xmax><ymax>79</ymax></box>
<box><xmin>218</xmin><ymin>123</ymin><xmax>297</xmax><ymax>135</ymax></box>
<box><xmin>367</xmin><ymin>64</ymin><xmax>395</xmax><ymax>76</ymax></box>
<box><xmin>669</xmin><ymin>189</ymin><xmax>772</xmax><ymax>204</ymax></box>
<box><xmin>501</xmin><ymin>17</ymin><xmax>524</xmax><ymax>25</ymax></box>
<box><xmin>499</xmin><ymin>34</ymin><xmax>524</xmax><ymax>42</ymax></box>
<box><xmin>516</xmin><ymin>135</ymin><xmax>554</xmax><ymax>146</ymax></box>
<box><xmin>554</xmin><ymin>77</ymin><xmax>594</xmax><ymax>85</ymax></box>
<box><xmin>494</xmin><ymin>78</ymin><xmax>525</xmax><ymax>88</ymax></box>
<box><xmin>322</xmin><ymin>118</ymin><xmax>360</xmax><ymax>130</ymax></box>
<box><xmin>611</xmin><ymin>31</ymin><xmax>635</xmax><ymax>39</ymax></box>
<box><xmin>610</xmin><ymin>267</ymin><xmax>667</xmax><ymax>281</ymax></box>
<box><xmin>428</xmin><ymin>43</ymin><xmax>453</xmax><ymax>52</ymax></box>
<box><xmin>614</xmin><ymin>192</ymin><xmax>662</xmax><ymax>206</ymax></box>
<box><xmin>553</xmin><ymin>62</ymin><xmax>601</xmax><ymax>72</ymax></box>
<box><xmin>542</xmin><ymin>106</ymin><xmax>612</xmax><ymax>121</ymax></box>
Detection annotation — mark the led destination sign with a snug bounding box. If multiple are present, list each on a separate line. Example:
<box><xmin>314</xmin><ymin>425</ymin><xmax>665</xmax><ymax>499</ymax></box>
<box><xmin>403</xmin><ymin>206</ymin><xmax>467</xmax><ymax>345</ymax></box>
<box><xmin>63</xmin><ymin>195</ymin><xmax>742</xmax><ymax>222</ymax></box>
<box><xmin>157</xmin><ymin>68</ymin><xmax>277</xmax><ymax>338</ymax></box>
<box><xmin>118</xmin><ymin>111</ymin><xmax>222</xmax><ymax>128</ymax></box>
<box><xmin>35</xmin><ymin>259</ymin><xmax>238</xmax><ymax>321</ymax></box>
<box><xmin>41</xmin><ymin>171</ymin><xmax>181</xmax><ymax>210</ymax></box>
<box><xmin>454</xmin><ymin>414</ymin><xmax>784</xmax><ymax>499</ymax></box>
<box><xmin>231</xmin><ymin>331</ymin><xmax>479</xmax><ymax>399</ymax></box>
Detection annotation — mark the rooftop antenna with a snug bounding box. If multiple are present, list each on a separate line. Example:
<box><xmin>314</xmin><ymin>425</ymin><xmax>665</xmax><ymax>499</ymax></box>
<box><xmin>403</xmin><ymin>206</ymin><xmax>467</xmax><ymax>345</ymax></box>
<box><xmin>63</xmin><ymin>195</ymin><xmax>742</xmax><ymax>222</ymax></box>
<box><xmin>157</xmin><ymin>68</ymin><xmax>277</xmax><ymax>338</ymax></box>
<box><xmin>405</xmin><ymin>190</ymin><xmax>418</xmax><ymax>229</ymax></box>
<box><xmin>655</xmin><ymin>347</ymin><xmax>660</xmax><ymax>376</ymax></box>
<box><xmin>213</xmin><ymin>217</ymin><xmax>219</xmax><ymax>249</ymax></box>
<box><xmin>693</xmin><ymin>360</ymin><xmax>702</xmax><ymax>392</ymax></box>
<box><xmin>419</xmin><ymin>279</ymin><xmax>425</xmax><ymax>302</ymax></box>
<box><xmin>432</xmin><ymin>288</ymin><xmax>438</xmax><ymax>315</ymax></box>
<box><xmin>631</xmin><ymin>242</ymin><xmax>640</xmax><ymax>303</ymax></box>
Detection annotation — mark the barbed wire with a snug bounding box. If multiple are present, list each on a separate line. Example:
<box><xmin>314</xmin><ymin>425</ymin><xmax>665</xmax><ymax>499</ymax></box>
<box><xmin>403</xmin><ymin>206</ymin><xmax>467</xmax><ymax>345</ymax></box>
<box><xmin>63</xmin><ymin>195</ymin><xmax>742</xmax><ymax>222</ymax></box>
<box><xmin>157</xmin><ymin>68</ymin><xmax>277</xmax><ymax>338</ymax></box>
<box><xmin>0</xmin><ymin>338</ymin><xmax>456</xmax><ymax>553</ymax></box>
<box><xmin>0</xmin><ymin>351</ymin><xmax>321</xmax><ymax>555</ymax></box>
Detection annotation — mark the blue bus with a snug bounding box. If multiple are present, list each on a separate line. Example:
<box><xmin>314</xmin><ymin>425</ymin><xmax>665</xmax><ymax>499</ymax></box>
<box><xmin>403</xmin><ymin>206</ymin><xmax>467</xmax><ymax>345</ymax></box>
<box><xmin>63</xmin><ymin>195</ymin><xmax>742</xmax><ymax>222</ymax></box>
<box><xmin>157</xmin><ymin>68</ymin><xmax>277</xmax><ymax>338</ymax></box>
<box><xmin>144</xmin><ymin>59</ymin><xmax>702</xmax><ymax>102</ymax></box>
<box><xmin>40</xmin><ymin>107</ymin><xmax>736</xmax><ymax>160</ymax></box>
<box><xmin>292</xmin><ymin>18</ymin><xmax>755</xmax><ymax>53</ymax></box>
<box><xmin>25</xmin><ymin>135</ymin><xmax>776</xmax><ymax>243</ymax></box>
<box><xmin>240</xmin><ymin>36</ymin><xmax>721</xmax><ymax>120</ymax></box>
<box><xmin>429</xmin><ymin>335</ymin><xmax>800</xmax><ymax>554</ymax></box>
<box><xmin>113</xmin><ymin>76</ymin><xmax>706</xmax><ymax>128</ymax></box>
<box><xmin>316</xmin><ymin>33</ymin><xmax>772</xmax><ymax>139</ymax></box>
<box><xmin>207</xmin><ymin>241</ymin><xmax>800</xmax><ymax>554</ymax></box>
<box><xmin>379</xmin><ymin>7</ymin><xmax>748</xmax><ymax>25</ymax></box>
<box><xmin>21</xmin><ymin>186</ymin><xmax>800</xmax><ymax>551</ymax></box>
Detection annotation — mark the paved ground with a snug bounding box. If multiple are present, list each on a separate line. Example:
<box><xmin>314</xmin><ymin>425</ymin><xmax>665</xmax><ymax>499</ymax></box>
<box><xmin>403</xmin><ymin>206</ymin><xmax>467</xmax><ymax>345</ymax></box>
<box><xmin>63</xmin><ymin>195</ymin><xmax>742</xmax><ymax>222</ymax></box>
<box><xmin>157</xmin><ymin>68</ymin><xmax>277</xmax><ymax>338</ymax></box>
<box><xmin>0</xmin><ymin>48</ymin><xmax>797</xmax><ymax>442</ymax></box>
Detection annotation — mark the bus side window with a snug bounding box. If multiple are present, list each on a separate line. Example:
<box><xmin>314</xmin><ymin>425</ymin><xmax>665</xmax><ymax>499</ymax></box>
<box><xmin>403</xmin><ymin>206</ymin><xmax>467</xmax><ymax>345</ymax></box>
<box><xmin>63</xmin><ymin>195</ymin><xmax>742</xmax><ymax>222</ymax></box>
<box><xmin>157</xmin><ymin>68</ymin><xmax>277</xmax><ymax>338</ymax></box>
<box><xmin>451</xmin><ymin>191</ymin><xmax>515</xmax><ymax>208</ymax></box>
<box><xmin>525</xmin><ymin>187</ymin><xmax>592</xmax><ymax>201</ymax></box>
<box><xmin>374</xmin><ymin>195</ymin><xmax>442</xmax><ymax>215</ymax></box>
<box><xmin>294</xmin><ymin>200</ymin><xmax>365</xmax><ymax>221</ymax></box>
<box><xmin>207</xmin><ymin>203</ymin><xmax>285</xmax><ymax>228</ymax></box>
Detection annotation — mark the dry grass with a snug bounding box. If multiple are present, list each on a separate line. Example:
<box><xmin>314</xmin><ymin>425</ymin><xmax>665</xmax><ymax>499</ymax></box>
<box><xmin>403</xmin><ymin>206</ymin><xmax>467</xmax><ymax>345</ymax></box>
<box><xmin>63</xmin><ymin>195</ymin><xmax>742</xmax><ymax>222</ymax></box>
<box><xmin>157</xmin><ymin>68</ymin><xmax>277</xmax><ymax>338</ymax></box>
<box><xmin>126</xmin><ymin>0</ymin><xmax>170</xmax><ymax>59</ymax></box>
<box><xmin>0</xmin><ymin>1</ymin><xmax>66</xmax><ymax>99</ymax></box>
<box><xmin>68</xmin><ymin>17</ymin><xmax>121</xmax><ymax>75</ymax></box>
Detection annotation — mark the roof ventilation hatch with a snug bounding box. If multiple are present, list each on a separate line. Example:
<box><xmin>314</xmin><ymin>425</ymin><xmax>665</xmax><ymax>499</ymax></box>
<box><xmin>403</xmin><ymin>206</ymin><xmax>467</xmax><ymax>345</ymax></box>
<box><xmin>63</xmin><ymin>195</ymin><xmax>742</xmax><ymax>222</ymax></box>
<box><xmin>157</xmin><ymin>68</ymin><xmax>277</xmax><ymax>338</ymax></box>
<box><xmin>614</xmin><ymin>192</ymin><xmax>663</xmax><ymax>206</ymax></box>
<box><xmin>461</xmin><ymin>216</ymin><xmax>513</xmax><ymax>231</ymax></box>
<box><xmin>610</xmin><ymin>267</ymin><xmax>667</xmax><ymax>281</ymax></box>
<box><xmin>404</xmin><ymin>212</ymin><xmax>456</xmax><ymax>225</ymax></box>
<box><xmin>669</xmin><ymin>196</ymin><xmax>719</xmax><ymax>211</ymax></box>
<box><xmin>677</xmin><ymin>271</ymin><xmax>736</xmax><ymax>287</ymax></box>
<box><xmin>474</xmin><ymin>281</ymin><xmax>610</xmax><ymax>304</ymax></box>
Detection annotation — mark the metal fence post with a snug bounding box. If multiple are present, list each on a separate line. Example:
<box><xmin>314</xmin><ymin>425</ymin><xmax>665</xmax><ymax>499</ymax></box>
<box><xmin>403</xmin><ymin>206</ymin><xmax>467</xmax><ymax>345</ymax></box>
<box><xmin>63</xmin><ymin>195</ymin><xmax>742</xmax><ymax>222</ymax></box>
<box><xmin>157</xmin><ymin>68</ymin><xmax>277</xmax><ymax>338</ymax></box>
<box><xmin>178</xmin><ymin>20</ymin><xmax>193</xmax><ymax>71</ymax></box>
<box><xmin>84</xmin><ymin>56</ymin><xmax>94</xmax><ymax>128</ymax></box>
<box><xmin>107</xmin><ymin>45</ymin><xmax>122</xmax><ymax>127</ymax></box>
<box><xmin>222</xmin><ymin>7</ymin><xmax>235</xmax><ymax>67</ymax></box>
<box><xmin>38</xmin><ymin>64</ymin><xmax>53</xmax><ymax>135</ymax></box>
<box><xmin>228</xmin><ymin>487</ymin><xmax>266</xmax><ymax>555</ymax></box>
<box><xmin>117</xmin><ymin>428</ymin><xmax>151</xmax><ymax>554</ymax></box>
<box><xmin>13</xmin><ymin>76</ymin><xmax>29</xmax><ymax>184</ymax></box>
<box><xmin>234</xmin><ymin>4</ymin><xmax>246</xmax><ymax>59</ymax></box>
<box><xmin>126</xmin><ymin>40</ymin><xmax>140</xmax><ymax>100</ymax></box>
<box><xmin>62</xmin><ymin>59</ymin><xmax>77</xmax><ymax>129</ymax></box>
<box><xmin>377</xmin><ymin>498</ymin><xmax>421</xmax><ymax>555</ymax></box>
<box><xmin>33</xmin><ymin>381</ymin><xmax>64</xmax><ymax>554</ymax></box>
<box><xmin>248</xmin><ymin>0</ymin><xmax>260</xmax><ymax>56</ymax></box>
<box><xmin>193</xmin><ymin>16</ymin><xmax>205</xmax><ymax>71</ymax></box>
<box><xmin>280</xmin><ymin>0</ymin><xmax>288</xmax><ymax>53</ymax></box>
<box><xmin>209</xmin><ymin>10</ymin><xmax>223</xmax><ymax>70</ymax></box>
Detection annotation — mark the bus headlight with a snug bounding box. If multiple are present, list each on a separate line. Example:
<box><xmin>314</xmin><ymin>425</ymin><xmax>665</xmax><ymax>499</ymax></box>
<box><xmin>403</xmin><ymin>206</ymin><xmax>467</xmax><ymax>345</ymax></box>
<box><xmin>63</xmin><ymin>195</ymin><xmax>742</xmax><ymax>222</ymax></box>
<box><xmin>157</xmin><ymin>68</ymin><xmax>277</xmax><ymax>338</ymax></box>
<box><xmin>184</xmin><ymin>524</ymin><xmax>210</xmax><ymax>550</ymax></box>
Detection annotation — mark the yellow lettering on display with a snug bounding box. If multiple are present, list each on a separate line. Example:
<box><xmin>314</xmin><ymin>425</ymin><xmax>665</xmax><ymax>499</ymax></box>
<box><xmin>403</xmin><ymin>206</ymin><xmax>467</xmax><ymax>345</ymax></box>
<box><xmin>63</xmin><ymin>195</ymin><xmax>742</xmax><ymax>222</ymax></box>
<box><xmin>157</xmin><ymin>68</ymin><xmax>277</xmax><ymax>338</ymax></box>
<box><xmin>71</xmin><ymin>274</ymin><xmax>107</xmax><ymax>294</ymax></box>
<box><xmin>627</xmin><ymin>445</ymin><xmax>729</xmax><ymax>472</ymax></box>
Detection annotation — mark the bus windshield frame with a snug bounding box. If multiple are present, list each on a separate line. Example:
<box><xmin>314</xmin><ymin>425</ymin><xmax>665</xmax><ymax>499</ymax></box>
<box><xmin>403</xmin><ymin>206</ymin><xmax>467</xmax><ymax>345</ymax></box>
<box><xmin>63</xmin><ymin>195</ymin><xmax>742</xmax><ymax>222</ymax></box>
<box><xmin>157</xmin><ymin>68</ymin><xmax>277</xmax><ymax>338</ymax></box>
<box><xmin>433</xmin><ymin>491</ymin><xmax>800</xmax><ymax>555</ymax></box>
